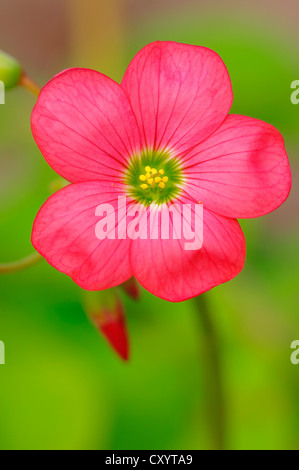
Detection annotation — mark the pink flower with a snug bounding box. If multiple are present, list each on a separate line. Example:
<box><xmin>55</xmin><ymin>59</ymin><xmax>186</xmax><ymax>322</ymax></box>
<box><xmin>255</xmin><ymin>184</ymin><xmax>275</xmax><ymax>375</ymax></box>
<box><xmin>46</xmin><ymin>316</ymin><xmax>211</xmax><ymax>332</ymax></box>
<box><xmin>31</xmin><ymin>41</ymin><xmax>291</xmax><ymax>302</ymax></box>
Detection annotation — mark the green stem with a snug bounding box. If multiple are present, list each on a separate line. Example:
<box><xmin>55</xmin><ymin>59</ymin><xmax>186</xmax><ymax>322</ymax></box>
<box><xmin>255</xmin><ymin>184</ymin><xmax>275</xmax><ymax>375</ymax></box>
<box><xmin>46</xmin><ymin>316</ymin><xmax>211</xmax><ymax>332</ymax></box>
<box><xmin>19</xmin><ymin>72</ymin><xmax>41</xmax><ymax>97</ymax></box>
<box><xmin>195</xmin><ymin>293</ymin><xmax>226</xmax><ymax>450</ymax></box>
<box><xmin>0</xmin><ymin>252</ymin><xmax>42</xmax><ymax>274</ymax></box>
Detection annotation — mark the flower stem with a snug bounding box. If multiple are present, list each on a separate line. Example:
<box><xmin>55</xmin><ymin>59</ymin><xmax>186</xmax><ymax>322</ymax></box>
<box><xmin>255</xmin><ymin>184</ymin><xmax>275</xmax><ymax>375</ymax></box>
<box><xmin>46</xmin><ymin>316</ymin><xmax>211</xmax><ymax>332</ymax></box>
<box><xmin>194</xmin><ymin>293</ymin><xmax>226</xmax><ymax>450</ymax></box>
<box><xmin>19</xmin><ymin>72</ymin><xmax>41</xmax><ymax>97</ymax></box>
<box><xmin>0</xmin><ymin>252</ymin><xmax>42</xmax><ymax>274</ymax></box>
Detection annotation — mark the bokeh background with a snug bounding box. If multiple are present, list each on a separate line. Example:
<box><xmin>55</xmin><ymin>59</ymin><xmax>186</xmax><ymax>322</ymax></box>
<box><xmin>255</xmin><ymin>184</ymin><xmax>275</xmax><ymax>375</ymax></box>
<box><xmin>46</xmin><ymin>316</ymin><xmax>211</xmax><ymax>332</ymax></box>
<box><xmin>0</xmin><ymin>0</ymin><xmax>298</xmax><ymax>450</ymax></box>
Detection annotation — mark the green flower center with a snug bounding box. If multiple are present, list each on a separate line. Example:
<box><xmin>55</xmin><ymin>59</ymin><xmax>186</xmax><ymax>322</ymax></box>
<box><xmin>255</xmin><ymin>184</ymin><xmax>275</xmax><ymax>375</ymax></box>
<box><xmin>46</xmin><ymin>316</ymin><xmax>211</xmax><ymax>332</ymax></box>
<box><xmin>124</xmin><ymin>149</ymin><xmax>183</xmax><ymax>206</ymax></box>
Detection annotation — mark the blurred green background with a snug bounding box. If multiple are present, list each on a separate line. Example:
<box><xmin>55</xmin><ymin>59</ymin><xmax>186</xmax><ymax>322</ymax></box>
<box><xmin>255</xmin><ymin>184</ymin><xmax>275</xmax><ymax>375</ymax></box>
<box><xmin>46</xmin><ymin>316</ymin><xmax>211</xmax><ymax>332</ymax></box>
<box><xmin>0</xmin><ymin>0</ymin><xmax>298</xmax><ymax>450</ymax></box>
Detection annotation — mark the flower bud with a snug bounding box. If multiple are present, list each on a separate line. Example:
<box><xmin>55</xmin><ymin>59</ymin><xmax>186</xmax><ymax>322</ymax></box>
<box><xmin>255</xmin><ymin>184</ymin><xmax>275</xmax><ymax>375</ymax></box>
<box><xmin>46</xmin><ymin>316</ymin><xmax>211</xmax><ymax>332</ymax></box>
<box><xmin>0</xmin><ymin>50</ymin><xmax>22</xmax><ymax>89</ymax></box>
<box><xmin>120</xmin><ymin>277</ymin><xmax>140</xmax><ymax>300</ymax></box>
<box><xmin>82</xmin><ymin>289</ymin><xmax>129</xmax><ymax>361</ymax></box>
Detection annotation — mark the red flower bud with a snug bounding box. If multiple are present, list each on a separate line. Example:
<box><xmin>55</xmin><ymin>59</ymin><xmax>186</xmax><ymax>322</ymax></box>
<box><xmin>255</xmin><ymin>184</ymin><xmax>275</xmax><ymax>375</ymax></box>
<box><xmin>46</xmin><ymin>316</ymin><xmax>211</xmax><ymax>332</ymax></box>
<box><xmin>120</xmin><ymin>277</ymin><xmax>140</xmax><ymax>300</ymax></box>
<box><xmin>82</xmin><ymin>289</ymin><xmax>129</xmax><ymax>361</ymax></box>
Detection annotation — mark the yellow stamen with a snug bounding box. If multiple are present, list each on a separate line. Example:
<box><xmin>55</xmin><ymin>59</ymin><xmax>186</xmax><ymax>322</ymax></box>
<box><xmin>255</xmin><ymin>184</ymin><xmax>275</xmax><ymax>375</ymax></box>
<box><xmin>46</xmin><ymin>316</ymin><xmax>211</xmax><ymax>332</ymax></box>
<box><xmin>138</xmin><ymin>166</ymin><xmax>169</xmax><ymax>192</ymax></box>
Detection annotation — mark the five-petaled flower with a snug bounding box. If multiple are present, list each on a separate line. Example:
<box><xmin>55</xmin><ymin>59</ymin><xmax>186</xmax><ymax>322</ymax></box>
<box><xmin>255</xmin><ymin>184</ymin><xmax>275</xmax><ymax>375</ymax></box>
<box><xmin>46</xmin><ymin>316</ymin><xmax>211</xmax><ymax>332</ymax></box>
<box><xmin>31</xmin><ymin>41</ymin><xmax>291</xmax><ymax>301</ymax></box>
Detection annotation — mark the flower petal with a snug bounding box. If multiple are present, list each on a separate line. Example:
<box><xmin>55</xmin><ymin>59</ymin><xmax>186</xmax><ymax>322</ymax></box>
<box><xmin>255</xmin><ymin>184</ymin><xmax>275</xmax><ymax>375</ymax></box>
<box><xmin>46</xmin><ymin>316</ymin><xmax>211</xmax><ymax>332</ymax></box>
<box><xmin>32</xmin><ymin>182</ymin><xmax>132</xmax><ymax>290</ymax></box>
<box><xmin>31</xmin><ymin>68</ymin><xmax>141</xmax><ymax>183</ymax></box>
<box><xmin>130</xmin><ymin>201</ymin><xmax>245</xmax><ymax>302</ymax></box>
<box><xmin>121</xmin><ymin>41</ymin><xmax>233</xmax><ymax>153</ymax></box>
<box><xmin>183</xmin><ymin>114</ymin><xmax>292</xmax><ymax>218</ymax></box>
